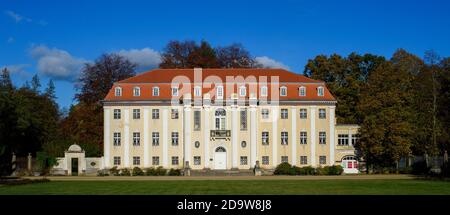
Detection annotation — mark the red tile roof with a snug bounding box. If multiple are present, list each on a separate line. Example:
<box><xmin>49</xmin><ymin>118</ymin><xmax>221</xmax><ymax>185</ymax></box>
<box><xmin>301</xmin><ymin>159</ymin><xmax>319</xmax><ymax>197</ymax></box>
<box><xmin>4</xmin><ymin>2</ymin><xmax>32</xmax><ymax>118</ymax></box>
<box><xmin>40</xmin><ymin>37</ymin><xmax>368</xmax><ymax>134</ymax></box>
<box><xmin>103</xmin><ymin>68</ymin><xmax>336</xmax><ymax>102</ymax></box>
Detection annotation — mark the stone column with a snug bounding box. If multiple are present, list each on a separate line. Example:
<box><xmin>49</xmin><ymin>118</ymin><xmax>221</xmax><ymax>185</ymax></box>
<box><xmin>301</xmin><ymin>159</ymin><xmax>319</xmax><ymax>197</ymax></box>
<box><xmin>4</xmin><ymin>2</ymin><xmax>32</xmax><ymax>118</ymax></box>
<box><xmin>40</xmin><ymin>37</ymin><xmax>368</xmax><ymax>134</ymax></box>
<box><xmin>272</xmin><ymin>107</ymin><xmax>278</xmax><ymax>168</ymax></box>
<box><xmin>103</xmin><ymin>107</ymin><xmax>111</xmax><ymax>168</ymax></box>
<box><xmin>123</xmin><ymin>108</ymin><xmax>130</xmax><ymax>168</ymax></box>
<box><xmin>143</xmin><ymin>108</ymin><xmax>150</xmax><ymax>167</ymax></box>
<box><xmin>310</xmin><ymin>106</ymin><xmax>317</xmax><ymax>166</ymax></box>
<box><xmin>250</xmin><ymin>103</ymin><xmax>257</xmax><ymax>166</ymax></box>
<box><xmin>329</xmin><ymin>106</ymin><xmax>336</xmax><ymax>165</ymax></box>
<box><xmin>231</xmin><ymin>105</ymin><xmax>239</xmax><ymax>169</ymax></box>
<box><xmin>291</xmin><ymin>107</ymin><xmax>297</xmax><ymax>165</ymax></box>
<box><xmin>183</xmin><ymin>95</ymin><xmax>192</xmax><ymax>167</ymax></box>
<box><xmin>162</xmin><ymin>108</ymin><xmax>169</xmax><ymax>167</ymax></box>
<box><xmin>27</xmin><ymin>153</ymin><xmax>32</xmax><ymax>171</ymax></box>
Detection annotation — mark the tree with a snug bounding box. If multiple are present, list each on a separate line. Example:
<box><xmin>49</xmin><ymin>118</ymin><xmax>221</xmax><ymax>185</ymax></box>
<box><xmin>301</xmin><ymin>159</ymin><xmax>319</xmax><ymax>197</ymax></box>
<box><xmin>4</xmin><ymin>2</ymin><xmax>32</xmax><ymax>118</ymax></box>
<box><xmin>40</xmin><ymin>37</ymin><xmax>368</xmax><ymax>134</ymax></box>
<box><xmin>45</xmin><ymin>79</ymin><xmax>57</xmax><ymax>101</ymax></box>
<box><xmin>159</xmin><ymin>40</ymin><xmax>197</xmax><ymax>68</ymax></box>
<box><xmin>215</xmin><ymin>43</ymin><xmax>258</xmax><ymax>68</ymax></box>
<box><xmin>187</xmin><ymin>40</ymin><xmax>218</xmax><ymax>68</ymax></box>
<box><xmin>438</xmin><ymin>57</ymin><xmax>450</xmax><ymax>153</ymax></box>
<box><xmin>0</xmin><ymin>68</ymin><xmax>13</xmax><ymax>90</ymax></box>
<box><xmin>31</xmin><ymin>74</ymin><xmax>41</xmax><ymax>93</ymax></box>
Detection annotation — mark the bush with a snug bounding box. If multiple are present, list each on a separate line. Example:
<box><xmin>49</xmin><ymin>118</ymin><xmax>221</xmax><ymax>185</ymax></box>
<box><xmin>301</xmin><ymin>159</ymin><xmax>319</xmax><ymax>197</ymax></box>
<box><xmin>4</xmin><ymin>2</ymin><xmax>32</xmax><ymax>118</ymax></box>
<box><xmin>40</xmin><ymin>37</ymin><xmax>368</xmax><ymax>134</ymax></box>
<box><xmin>274</xmin><ymin>162</ymin><xmax>295</xmax><ymax>175</ymax></box>
<box><xmin>168</xmin><ymin>168</ymin><xmax>181</xmax><ymax>176</ymax></box>
<box><xmin>411</xmin><ymin>160</ymin><xmax>430</xmax><ymax>175</ymax></box>
<box><xmin>132</xmin><ymin>167</ymin><xmax>144</xmax><ymax>176</ymax></box>
<box><xmin>326</xmin><ymin>165</ymin><xmax>344</xmax><ymax>175</ymax></box>
<box><xmin>301</xmin><ymin>166</ymin><xmax>316</xmax><ymax>175</ymax></box>
<box><xmin>109</xmin><ymin>166</ymin><xmax>120</xmax><ymax>176</ymax></box>
<box><xmin>120</xmin><ymin>168</ymin><xmax>131</xmax><ymax>176</ymax></box>
<box><xmin>145</xmin><ymin>167</ymin><xmax>157</xmax><ymax>176</ymax></box>
<box><xmin>155</xmin><ymin>166</ymin><xmax>167</xmax><ymax>176</ymax></box>
<box><xmin>97</xmin><ymin>169</ymin><xmax>109</xmax><ymax>176</ymax></box>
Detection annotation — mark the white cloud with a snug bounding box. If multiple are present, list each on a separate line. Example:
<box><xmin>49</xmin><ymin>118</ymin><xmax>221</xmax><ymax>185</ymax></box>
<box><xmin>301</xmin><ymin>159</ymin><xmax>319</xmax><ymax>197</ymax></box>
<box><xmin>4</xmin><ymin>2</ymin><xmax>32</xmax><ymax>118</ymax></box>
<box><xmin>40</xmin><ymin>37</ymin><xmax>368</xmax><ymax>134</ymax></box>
<box><xmin>255</xmin><ymin>56</ymin><xmax>290</xmax><ymax>70</ymax></box>
<box><xmin>29</xmin><ymin>45</ymin><xmax>88</xmax><ymax>81</ymax></box>
<box><xmin>1</xmin><ymin>64</ymin><xmax>31</xmax><ymax>78</ymax></box>
<box><xmin>116</xmin><ymin>48</ymin><xmax>161</xmax><ymax>71</ymax></box>
<box><xmin>5</xmin><ymin>10</ymin><xmax>31</xmax><ymax>23</ymax></box>
<box><xmin>7</xmin><ymin>37</ymin><xmax>15</xmax><ymax>43</ymax></box>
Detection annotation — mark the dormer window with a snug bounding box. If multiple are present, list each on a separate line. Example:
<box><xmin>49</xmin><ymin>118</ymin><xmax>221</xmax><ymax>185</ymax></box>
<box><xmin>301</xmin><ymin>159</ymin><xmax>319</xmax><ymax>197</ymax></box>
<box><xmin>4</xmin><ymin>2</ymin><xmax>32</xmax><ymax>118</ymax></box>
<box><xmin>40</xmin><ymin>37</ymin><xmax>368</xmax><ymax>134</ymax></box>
<box><xmin>216</xmin><ymin>85</ymin><xmax>224</xmax><ymax>99</ymax></box>
<box><xmin>133</xmin><ymin>87</ymin><xmax>140</xmax><ymax>97</ymax></box>
<box><xmin>115</xmin><ymin>87</ymin><xmax>122</xmax><ymax>96</ymax></box>
<box><xmin>299</xmin><ymin>86</ymin><xmax>306</xmax><ymax>96</ymax></box>
<box><xmin>194</xmin><ymin>86</ymin><xmax>202</xmax><ymax>97</ymax></box>
<box><xmin>260</xmin><ymin>86</ymin><xmax>268</xmax><ymax>97</ymax></box>
<box><xmin>239</xmin><ymin>86</ymin><xmax>246</xmax><ymax>97</ymax></box>
<box><xmin>153</xmin><ymin>87</ymin><xmax>160</xmax><ymax>96</ymax></box>
<box><xmin>171</xmin><ymin>87</ymin><xmax>179</xmax><ymax>96</ymax></box>
<box><xmin>317</xmin><ymin>86</ymin><xmax>324</xmax><ymax>96</ymax></box>
<box><xmin>280</xmin><ymin>86</ymin><xmax>287</xmax><ymax>96</ymax></box>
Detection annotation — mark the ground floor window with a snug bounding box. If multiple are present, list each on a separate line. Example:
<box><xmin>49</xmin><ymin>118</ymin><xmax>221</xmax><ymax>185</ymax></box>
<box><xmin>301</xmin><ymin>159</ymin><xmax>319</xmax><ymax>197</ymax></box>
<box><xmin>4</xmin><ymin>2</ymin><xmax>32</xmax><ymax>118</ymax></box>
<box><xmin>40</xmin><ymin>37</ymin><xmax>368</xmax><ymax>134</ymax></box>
<box><xmin>194</xmin><ymin>156</ymin><xmax>201</xmax><ymax>165</ymax></box>
<box><xmin>300</xmin><ymin>156</ymin><xmax>307</xmax><ymax>165</ymax></box>
<box><xmin>133</xmin><ymin>156</ymin><xmax>140</xmax><ymax>165</ymax></box>
<box><xmin>319</xmin><ymin>156</ymin><xmax>326</xmax><ymax>165</ymax></box>
<box><xmin>281</xmin><ymin>156</ymin><xmax>288</xmax><ymax>163</ymax></box>
<box><xmin>152</xmin><ymin>156</ymin><xmax>159</xmax><ymax>165</ymax></box>
<box><xmin>113</xmin><ymin>156</ymin><xmax>121</xmax><ymax>166</ymax></box>
<box><xmin>262</xmin><ymin>156</ymin><xmax>269</xmax><ymax>165</ymax></box>
<box><xmin>240</xmin><ymin>156</ymin><xmax>248</xmax><ymax>165</ymax></box>
<box><xmin>172</xmin><ymin>156</ymin><xmax>179</xmax><ymax>165</ymax></box>
<box><xmin>342</xmin><ymin>156</ymin><xmax>358</xmax><ymax>169</ymax></box>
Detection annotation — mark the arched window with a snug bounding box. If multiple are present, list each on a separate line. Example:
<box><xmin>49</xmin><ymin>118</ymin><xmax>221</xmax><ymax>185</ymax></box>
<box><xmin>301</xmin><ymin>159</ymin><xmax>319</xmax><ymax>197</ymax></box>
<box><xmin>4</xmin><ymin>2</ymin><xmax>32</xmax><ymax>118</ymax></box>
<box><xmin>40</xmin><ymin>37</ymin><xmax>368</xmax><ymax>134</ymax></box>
<box><xmin>280</xmin><ymin>86</ymin><xmax>287</xmax><ymax>96</ymax></box>
<box><xmin>152</xmin><ymin>86</ymin><xmax>160</xmax><ymax>96</ymax></box>
<box><xmin>115</xmin><ymin>87</ymin><xmax>122</xmax><ymax>96</ymax></box>
<box><xmin>317</xmin><ymin>86</ymin><xmax>324</xmax><ymax>96</ymax></box>
<box><xmin>215</xmin><ymin>108</ymin><xmax>226</xmax><ymax>130</ymax></box>
<box><xmin>215</xmin><ymin>146</ymin><xmax>226</xmax><ymax>152</ymax></box>
<box><xmin>133</xmin><ymin>87</ymin><xmax>140</xmax><ymax>96</ymax></box>
<box><xmin>299</xmin><ymin>86</ymin><xmax>306</xmax><ymax>96</ymax></box>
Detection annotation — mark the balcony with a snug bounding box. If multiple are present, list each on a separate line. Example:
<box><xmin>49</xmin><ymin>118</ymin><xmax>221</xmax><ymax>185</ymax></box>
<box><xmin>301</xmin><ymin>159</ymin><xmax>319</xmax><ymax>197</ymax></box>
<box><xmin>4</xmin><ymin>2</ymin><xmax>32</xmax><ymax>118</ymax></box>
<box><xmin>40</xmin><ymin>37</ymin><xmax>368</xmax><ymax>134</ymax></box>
<box><xmin>210</xmin><ymin>130</ymin><xmax>231</xmax><ymax>141</ymax></box>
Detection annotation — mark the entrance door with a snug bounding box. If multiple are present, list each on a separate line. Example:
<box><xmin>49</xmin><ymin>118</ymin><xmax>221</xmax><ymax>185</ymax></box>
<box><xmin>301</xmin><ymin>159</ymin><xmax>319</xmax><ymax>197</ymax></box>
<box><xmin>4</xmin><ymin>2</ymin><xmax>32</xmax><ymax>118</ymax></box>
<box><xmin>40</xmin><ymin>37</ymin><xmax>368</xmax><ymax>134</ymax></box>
<box><xmin>214</xmin><ymin>147</ymin><xmax>227</xmax><ymax>170</ymax></box>
<box><xmin>71</xmin><ymin>158</ymin><xmax>79</xmax><ymax>176</ymax></box>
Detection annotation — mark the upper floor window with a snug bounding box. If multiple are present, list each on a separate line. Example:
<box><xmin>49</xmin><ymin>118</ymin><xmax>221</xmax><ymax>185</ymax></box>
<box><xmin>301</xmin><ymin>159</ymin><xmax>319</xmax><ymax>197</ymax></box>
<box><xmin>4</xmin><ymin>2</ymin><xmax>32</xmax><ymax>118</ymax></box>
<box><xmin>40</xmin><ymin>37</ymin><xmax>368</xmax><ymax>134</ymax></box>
<box><xmin>260</xmin><ymin>86</ymin><xmax>268</xmax><ymax>97</ymax></box>
<box><xmin>240</xmin><ymin>109</ymin><xmax>247</xmax><ymax>131</ymax></box>
<box><xmin>319</xmin><ymin>109</ymin><xmax>326</xmax><ymax>119</ymax></box>
<box><xmin>194</xmin><ymin>110</ymin><xmax>201</xmax><ymax>131</ymax></box>
<box><xmin>281</xmin><ymin>132</ymin><xmax>288</xmax><ymax>145</ymax></box>
<box><xmin>215</xmin><ymin>108</ymin><xmax>226</xmax><ymax>130</ymax></box>
<box><xmin>352</xmin><ymin>134</ymin><xmax>360</xmax><ymax>146</ymax></box>
<box><xmin>113</xmin><ymin>109</ymin><xmax>121</xmax><ymax>119</ymax></box>
<box><xmin>113</xmin><ymin>132</ymin><xmax>121</xmax><ymax>146</ymax></box>
<box><xmin>171</xmin><ymin>132</ymin><xmax>179</xmax><ymax>146</ymax></box>
<box><xmin>216</xmin><ymin>86</ymin><xmax>224</xmax><ymax>99</ymax></box>
<box><xmin>171</xmin><ymin>87</ymin><xmax>179</xmax><ymax>96</ymax></box>
<box><xmin>281</xmin><ymin>109</ymin><xmax>288</xmax><ymax>119</ymax></box>
<box><xmin>300</xmin><ymin>108</ymin><xmax>307</xmax><ymax>119</ymax></box>
<box><xmin>300</xmin><ymin>131</ymin><xmax>307</xmax><ymax>144</ymax></box>
<box><xmin>239</xmin><ymin>86</ymin><xmax>246</xmax><ymax>97</ymax></box>
<box><xmin>115</xmin><ymin>87</ymin><xmax>122</xmax><ymax>96</ymax></box>
<box><xmin>261</xmin><ymin>109</ymin><xmax>269</xmax><ymax>119</ymax></box>
<box><xmin>338</xmin><ymin>134</ymin><xmax>349</xmax><ymax>146</ymax></box>
<box><xmin>280</xmin><ymin>86</ymin><xmax>287</xmax><ymax>96</ymax></box>
<box><xmin>171</xmin><ymin>109</ymin><xmax>179</xmax><ymax>119</ymax></box>
<box><xmin>317</xmin><ymin>86</ymin><xmax>324</xmax><ymax>96</ymax></box>
<box><xmin>152</xmin><ymin>109</ymin><xmax>160</xmax><ymax>119</ymax></box>
<box><xmin>194</xmin><ymin>86</ymin><xmax>202</xmax><ymax>97</ymax></box>
<box><xmin>262</xmin><ymin>132</ymin><xmax>269</xmax><ymax>145</ymax></box>
<box><xmin>133</xmin><ymin>87</ymin><xmax>140</xmax><ymax>96</ymax></box>
<box><xmin>133</xmin><ymin>109</ymin><xmax>140</xmax><ymax>119</ymax></box>
<box><xmin>133</xmin><ymin>132</ymin><xmax>140</xmax><ymax>146</ymax></box>
<box><xmin>152</xmin><ymin>132</ymin><xmax>160</xmax><ymax>146</ymax></box>
<box><xmin>299</xmin><ymin>86</ymin><xmax>306</xmax><ymax>96</ymax></box>
<box><xmin>319</xmin><ymin>132</ymin><xmax>326</xmax><ymax>144</ymax></box>
<box><xmin>152</xmin><ymin>87</ymin><xmax>160</xmax><ymax>96</ymax></box>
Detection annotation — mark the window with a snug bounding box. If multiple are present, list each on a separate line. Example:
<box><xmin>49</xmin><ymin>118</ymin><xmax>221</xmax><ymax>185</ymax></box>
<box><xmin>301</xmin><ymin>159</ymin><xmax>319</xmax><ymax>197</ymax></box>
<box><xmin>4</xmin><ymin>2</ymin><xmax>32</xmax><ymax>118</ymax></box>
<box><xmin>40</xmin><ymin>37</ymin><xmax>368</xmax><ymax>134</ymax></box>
<box><xmin>260</xmin><ymin>86</ymin><xmax>268</xmax><ymax>97</ymax></box>
<box><xmin>113</xmin><ymin>109</ymin><xmax>121</xmax><ymax>119</ymax></box>
<box><xmin>133</xmin><ymin>156</ymin><xmax>140</xmax><ymax>165</ymax></box>
<box><xmin>262</xmin><ymin>132</ymin><xmax>269</xmax><ymax>145</ymax></box>
<box><xmin>319</xmin><ymin>132</ymin><xmax>326</xmax><ymax>144</ymax></box>
<box><xmin>239</xmin><ymin>86</ymin><xmax>246</xmax><ymax>96</ymax></box>
<box><xmin>317</xmin><ymin>86</ymin><xmax>324</xmax><ymax>96</ymax></box>
<box><xmin>171</xmin><ymin>109</ymin><xmax>179</xmax><ymax>119</ymax></box>
<box><xmin>300</xmin><ymin>132</ymin><xmax>307</xmax><ymax>144</ymax></box>
<box><xmin>113</xmin><ymin>156</ymin><xmax>121</xmax><ymax>166</ymax></box>
<box><xmin>152</xmin><ymin>109</ymin><xmax>160</xmax><ymax>119</ymax></box>
<box><xmin>338</xmin><ymin>134</ymin><xmax>349</xmax><ymax>146</ymax></box>
<box><xmin>194</xmin><ymin>86</ymin><xmax>202</xmax><ymax>97</ymax></box>
<box><xmin>299</xmin><ymin>86</ymin><xmax>306</xmax><ymax>96</ymax></box>
<box><xmin>319</xmin><ymin>156</ymin><xmax>327</xmax><ymax>165</ymax></box>
<box><xmin>171</xmin><ymin>87</ymin><xmax>179</xmax><ymax>96</ymax></box>
<box><xmin>261</xmin><ymin>109</ymin><xmax>269</xmax><ymax>119</ymax></box>
<box><xmin>172</xmin><ymin>156</ymin><xmax>179</xmax><ymax>165</ymax></box>
<box><xmin>152</xmin><ymin>156</ymin><xmax>159</xmax><ymax>165</ymax></box>
<box><xmin>262</xmin><ymin>156</ymin><xmax>269</xmax><ymax>165</ymax></box>
<box><xmin>152</xmin><ymin>87</ymin><xmax>159</xmax><ymax>96</ymax></box>
<box><xmin>281</xmin><ymin>109</ymin><xmax>288</xmax><ymax>119</ymax></box>
<box><xmin>240</xmin><ymin>109</ymin><xmax>247</xmax><ymax>130</ymax></box>
<box><xmin>194</xmin><ymin>141</ymin><xmax>200</xmax><ymax>148</ymax></box>
<box><xmin>300</xmin><ymin>156</ymin><xmax>308</xmax><ymax>165</ymax></box>
<box><xmin>319</xmin><ymin>109</ymin><xmax>326</xmax><ymax>119</ymax></box>
<box><xmin>194</xmin><ymin>156</ymin><xmax>201</xmax><ymax>165</ymax></box>
<box><xmin>171</xmin><ymin>132</ymin><xmax>179</xmax><ymax>146</ymax></box>
<box><xmin>113</xmin><ymin>132</ymin><xmax>121</xmax><ymax>146</ymax></box>
<box><xmin>133</xmin><ymin>87</ymin><xmax>140</xmax><ymax>96</ymax></box>
<box><xmin>281</xmin><ymin>132</ymin><xmax>288</xmax><ymax>145</ymax></box>
<box><xmin>133</xmin><ymin>109</ymin><xmax>140</xmax><ymax>119</ymax></box>
<box><xmin>215</xmin><ymin>108</ymin><xmax>226</xmax><ymax>130</ymax></box>
<box><xmin>216</xmin><ymin>85</ymin><xmax>224</xmax><ymax>99</ymax></box>
<box><xmin>280</xmin><ymin>86</ymin><xmax>287</xmax><ymax>96</ymax></box>
<box><xmin>241</xmin><ymin>141</ymin><xmax>247</xmax><ymax>148</ymax></box>
<box><xmin>115</xmin><ymin>87</ymin><xmax>122</xmax><ymax>96</ymax></box>
<box><xmin>240</xmin><ymin>156</ymin><xmax>248</xmax><ymax>165</ymax></box>
<box><xmin>152</xmin><ymin>132</ymin><xmax>159</xmax><ymax>146</ymax></box>
<box><xmin>281</xmin><ymin>156</ymin><xmax>288</xmax><ymax>163</ymax></box>
<box><xmin>300</xmin><ymin>109</ymin><xmax>307</xmax><ymax>119</ymax></box>
<box><xmin>133</xmin><ymin>132</ymin><xmax>140</xmax><ymax>146</ymax></box>
<box><xmin>352</xmin><ymin>134</ymin><xmax>360</xmax><ymax>146</ymax></box>
<box><xmin>194</xmin><ymin>110</ymin><xmax>201</xmax><ymax>130</ymax></box>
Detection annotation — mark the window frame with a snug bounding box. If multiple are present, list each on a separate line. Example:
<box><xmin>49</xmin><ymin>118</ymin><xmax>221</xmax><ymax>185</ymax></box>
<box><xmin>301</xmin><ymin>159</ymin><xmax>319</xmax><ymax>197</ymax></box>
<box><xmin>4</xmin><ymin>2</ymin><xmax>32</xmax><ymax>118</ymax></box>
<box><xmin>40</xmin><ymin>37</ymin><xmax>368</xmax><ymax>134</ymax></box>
<box><xmin>133</xmin><ymin>87</ymin><xmax>140</xmax><ymax>97</ymax></box>
<box><xmin>299</xmin><ymin>86</ymin><xmax>306</xmax><ymax>96</ymax></box>
<box><xmin>152</xmin><ymin>86</ymin><xmax>160</xmax><ymax>96</ymax></box>
<box><xmin>115</xmin><ymin>87</ymin><xmax>122</xmax><ymax>96</ymax></box>
<box><xmin>280</xmin><ymin>86</ymin><xmax>287</xmax><ymax>96</ymax></box>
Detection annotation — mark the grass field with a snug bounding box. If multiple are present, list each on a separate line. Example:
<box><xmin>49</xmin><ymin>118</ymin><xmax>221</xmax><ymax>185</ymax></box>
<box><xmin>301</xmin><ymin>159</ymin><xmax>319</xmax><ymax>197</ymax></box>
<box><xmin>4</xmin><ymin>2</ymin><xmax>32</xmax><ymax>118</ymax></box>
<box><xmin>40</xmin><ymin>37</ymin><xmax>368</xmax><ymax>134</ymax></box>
<box><xmin>1</xmin><ymin>179</ymin><xmax>450</xmax><ymax>195</ymax></box>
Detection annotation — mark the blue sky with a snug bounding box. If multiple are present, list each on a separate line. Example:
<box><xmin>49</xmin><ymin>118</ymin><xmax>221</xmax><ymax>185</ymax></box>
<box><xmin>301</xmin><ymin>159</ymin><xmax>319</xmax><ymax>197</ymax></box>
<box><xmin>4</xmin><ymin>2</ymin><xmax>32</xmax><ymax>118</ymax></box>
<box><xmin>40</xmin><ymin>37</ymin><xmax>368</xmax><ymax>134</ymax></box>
<box><xmin>1</xmin><ymin>0</ymin><xmax>449</xmax><ymax>109</ymax></box>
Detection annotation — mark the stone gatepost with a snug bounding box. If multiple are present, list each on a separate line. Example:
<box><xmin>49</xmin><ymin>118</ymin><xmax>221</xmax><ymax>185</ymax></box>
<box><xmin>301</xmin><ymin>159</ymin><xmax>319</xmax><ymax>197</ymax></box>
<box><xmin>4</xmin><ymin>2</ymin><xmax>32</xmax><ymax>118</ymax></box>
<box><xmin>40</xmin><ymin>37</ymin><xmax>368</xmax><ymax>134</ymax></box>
<box><xmin>254</xmin><ymin>160</ymin><xmax>262</xmax><ymax>176</ymax></box>
<box><xmin>27</xmin><ymin>153</ymin><xmax>32</xmax><ymax>172</ymax></box>
<box><xmin>11</xmin><ymin>153</ymin><xmax>16</xmax><ymax>176</ymax></box>
<box><xmin>184</xmin><ymin>161</ymin><xmax>191</xmax><ymax>176</ymax></box>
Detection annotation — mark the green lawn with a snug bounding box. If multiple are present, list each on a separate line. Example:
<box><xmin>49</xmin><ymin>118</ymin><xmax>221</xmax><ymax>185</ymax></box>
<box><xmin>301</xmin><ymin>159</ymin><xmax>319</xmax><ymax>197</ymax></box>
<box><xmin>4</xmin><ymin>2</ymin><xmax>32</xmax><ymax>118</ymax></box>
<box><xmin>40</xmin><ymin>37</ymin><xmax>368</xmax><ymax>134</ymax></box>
<box><xmin>1</xmin><ymin>179</ymin><xmax>450</xmax><ymax>195</ymax></box>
